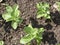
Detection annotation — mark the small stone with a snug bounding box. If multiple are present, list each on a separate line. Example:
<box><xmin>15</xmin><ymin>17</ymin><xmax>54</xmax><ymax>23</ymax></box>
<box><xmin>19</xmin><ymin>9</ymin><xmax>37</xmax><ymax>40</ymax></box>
<box><xmin>0</xmin><ymin>0</ymin><xmax>2</xmax><ymax>2</ymax></box>
<box><xmin>53</xmin><ymin>4</ymin><xmax>58</xmax><ymax>9</ymax></box>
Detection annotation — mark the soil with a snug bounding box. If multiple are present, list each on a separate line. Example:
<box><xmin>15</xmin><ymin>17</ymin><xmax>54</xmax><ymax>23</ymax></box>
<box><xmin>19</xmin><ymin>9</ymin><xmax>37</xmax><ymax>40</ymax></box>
<box><xmin>0</xmin><ymin>0</ymin><xmax>60</xmax><ymax>45</ymax></box>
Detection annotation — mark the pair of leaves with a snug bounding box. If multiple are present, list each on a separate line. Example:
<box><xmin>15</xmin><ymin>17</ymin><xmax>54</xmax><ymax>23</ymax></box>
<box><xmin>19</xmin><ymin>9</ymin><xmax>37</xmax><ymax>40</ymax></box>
<box><xmin>36</xmin><ymin>2</ymin><xmax>50</xmax><ymax>19</ymax></box>
<box><xmin>20</xmin><ymin>24</ymin><xmax>44</xmax><ymax>45</ymax></box>
<box><xmin>2</xmin><ymin>4</ymin><xmax>23</xmax><ymax>29</ymax></box>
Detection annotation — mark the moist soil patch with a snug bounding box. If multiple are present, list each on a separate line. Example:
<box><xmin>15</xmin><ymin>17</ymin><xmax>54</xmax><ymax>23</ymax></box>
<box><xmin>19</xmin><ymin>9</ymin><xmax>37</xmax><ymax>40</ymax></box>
<box><xmin>0</xmin><ymin>0</ymin><xmax>60</xmax><ymax>45</ymax></box>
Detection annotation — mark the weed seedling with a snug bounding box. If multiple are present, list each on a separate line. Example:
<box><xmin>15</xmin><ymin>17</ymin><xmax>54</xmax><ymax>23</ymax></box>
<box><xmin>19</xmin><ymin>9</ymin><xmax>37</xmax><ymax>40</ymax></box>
<box><xmin>2</xmin><ymin>4</ymin><xmax>23</xmax><ymax>29</ymax></box>
<box><xmin>20</xmin><ymin>24</ymin><xmax>44</xmax><ymax>45</ymax></box>
<box><xmin>36</xmin><ymin>2</ymin><xmax>50</xmax><ymax>19</ymax></box>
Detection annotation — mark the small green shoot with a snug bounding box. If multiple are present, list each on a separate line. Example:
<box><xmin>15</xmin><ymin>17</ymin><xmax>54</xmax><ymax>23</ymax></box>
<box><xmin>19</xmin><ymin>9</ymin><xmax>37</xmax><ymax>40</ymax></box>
<box><xmin>36</xmin><ymin>2</ymin><xmax>50</xmax><ymax>19</ymax></box>
<box><xmin>20</xmin><ymin>24</ymin><xmax>44</xmax><ymax>45</ymax></box>
<box><xmin>0</xmin><ymin>40</ymin><xmax>4</xmax><ymax>45</ymax></box>
<box><xmin>2</xmin><ymin>4</ymin><xmax>23</xmax><ymax>29</ymax></box>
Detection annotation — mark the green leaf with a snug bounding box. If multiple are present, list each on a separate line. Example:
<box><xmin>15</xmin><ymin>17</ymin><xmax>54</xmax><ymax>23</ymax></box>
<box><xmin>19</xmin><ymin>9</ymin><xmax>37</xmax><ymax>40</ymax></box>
<box><xmin>38</xmin><ymin>28</ymin><xmax>44</xmax><ymax>33</ymax></box>
<box><xmin>45</xmin><ymin>15</ymin><xmax>50</xmax><ymax>19</ymax></box>
<box><xmin>36</xmin><ymin>3</ymin><xmax>40</xmax><ymax>9</ymax></box>
<box><xmin>24</xmin><ymin>25</ymin><xmax>37</xmax><ymax>34</ymax></box>
<box><xmin>47</xmin><ymin>11</ymin><xmax>50</xmax><ymax>14</ymax></box>
<box><xmin>24</xmin><ymin>27</ymin><xmax>33</xmax><ymax>34</ymax></box>
<box><xmin>35</xmin><ymin>28</ymin><xmax>44</xmax><ymax>45</ymax></box>
<box><xmin>37</xmin><ymin>28</ymin><xmax>44</xmax><ymax>40</ymax></box>
<box><xmin>11</xmin><ymin>21</ymin><xmax>18</xmax><ymax>29</ymax></box>
<box><xmin>33</xmin><ymin>28</ymin><xmax>38</xmax><ymax>35</ymax></box>
<box><xmin>36</xmin><ymin>33</ymin><xmax>43</xmax><ymax>40</ymax></box>
<box><xmin>2</xmin><ymin>13</ymin><xmax>11</xmax><ymax>22</ymax></box>
<box><xmin>20</xmin><ymin>34</ymin><xmax>36</xmax><ymax>44</ymax></box>
<box><xmin>19</xmin><ymin>18</ymin><xmax>23</xmax><ymax>23</ymax></box>
<box><xmin>44</xmin><ymin>13</ymin><xmax>48</xmax><ymax>17</ymax></box>
<box><xmin>13</xmin><ymin>10</ymin><xmax>20</xmax><ymax>17</ymax></box>
<box><xmin>37</xmin><ymin>14</ymin><xmax>43</xmax><ymax>18</ymax></box>
<box><xmin>12</xmin><ymin>4</ymin><xmax>19</xmax><ymax>12</ymax></box>
<box><xmin>44</xmin><ymin>3</ymin><xmax>49</xmax><ymax>8</ymax></box>
<box><xmin>6</xmin><ymin>5</ymin><xmax>13</xmax><ymax>13</ymax></box>
<box><xmin>28</xmin><ymin>24</ymin><xmax>33</xmax><ymax>29</ymax></box>
<box><xmin>0</xmin><ymin>40</ymin><xmax>4</xmax><ymax>45</ymax></box>
<box><xmin>36</xmin><ymin>37</ymin><xmax>42</xmax><ymax>45</ymax></box>
<box><xmin>24</xmin><ymin>27</ymin><xmax>37</xmax><ymax>34</ymax></box>
<box><xmin>37</xmin><ymin>33</ymin><xmax>43</xmax><ymax>39</ymax></box>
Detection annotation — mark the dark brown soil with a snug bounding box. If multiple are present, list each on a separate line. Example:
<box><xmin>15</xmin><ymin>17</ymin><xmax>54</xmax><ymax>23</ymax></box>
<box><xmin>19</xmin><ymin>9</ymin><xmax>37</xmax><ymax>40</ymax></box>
<box><xmin>0</xmin><ymin>0</ymin><xmax>60</xmax><ymax>45</ymax></box>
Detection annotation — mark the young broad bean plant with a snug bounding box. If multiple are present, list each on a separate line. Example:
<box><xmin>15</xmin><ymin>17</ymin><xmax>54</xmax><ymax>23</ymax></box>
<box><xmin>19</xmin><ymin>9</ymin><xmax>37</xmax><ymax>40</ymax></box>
<box><xmin>20</xmin><ymin>24</ymin><xmax>44</xmax><ymax>45</ymax></box>
<box><xmin>2</xmin><ymin>4</ymin><xmax>23</xmax><ymax>29</ymax></box>
<box><xmin>0</xmin><ymin>40</ymin><xmax>4</xmax><ymax>45</ymax></box>
<box><xmin>36</xmin><ymin>2</ymin><xmax>50</xmax><ymax>19</ymax></box>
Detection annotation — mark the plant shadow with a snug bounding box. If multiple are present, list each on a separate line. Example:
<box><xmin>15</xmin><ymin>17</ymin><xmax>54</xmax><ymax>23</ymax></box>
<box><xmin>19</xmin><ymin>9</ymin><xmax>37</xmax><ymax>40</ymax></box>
<box><xmin>30</xmin><ymin>17</ymin><xmax>53</xmax><ymax>30</ymax></box>
<box><xmin>44</xmin><ymin>23</ymin><xmax>53</xmax><ymax>30</ymax></box>
<box><xmin>50</xmin><ymin>11</ymin><xmax>60</xmax><ymax>25</ymax></box>
<box><xmin>42</xmin><ymin>31</ymin><xmax>57</xmax><ymax>45</ymax></box>
<box><xmin>4</xmin><ymin>22</ymin><xmax>12</xmax><ymax>33</ymax></box>
<box><xmin>0</xmin><ymin>15</ymin><xmax>4</xmax><ymax>27</ymax></box>
<box><xmin>0</xmin><ymin>14</ymin><xmax>13</xmax><ymax>33</ymax></box>
<box><xmin>30</xmin><ymin>18</ymin><xmax>44</xmax><ymax>28</ymax></box>
<box><xmin>13</xmin><ymin>0</ymin><xmax>17</xmax><ymax>3</ymax></box>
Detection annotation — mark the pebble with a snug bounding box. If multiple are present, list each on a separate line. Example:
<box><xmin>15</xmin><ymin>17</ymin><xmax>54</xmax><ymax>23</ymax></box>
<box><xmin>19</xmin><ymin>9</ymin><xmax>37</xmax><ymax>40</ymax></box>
<box><xmin>0</xmin><ymin>0</ymin><xmax>2</xmax><ymax>2</ymax></box>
